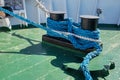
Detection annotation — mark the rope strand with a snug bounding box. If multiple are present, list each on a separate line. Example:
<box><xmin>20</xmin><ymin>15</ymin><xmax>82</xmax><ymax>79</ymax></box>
<box><xmin>47</xmin><ymin>18</ymin><xmax>103</xmax><ymax>80</ymax></box>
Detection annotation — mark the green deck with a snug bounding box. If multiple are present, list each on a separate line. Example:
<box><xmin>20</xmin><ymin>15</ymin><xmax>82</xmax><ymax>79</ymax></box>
<box><xmin>0</xmin><ymin>26</ymin><xmax>120</xmax><ymax>80</ymax></box>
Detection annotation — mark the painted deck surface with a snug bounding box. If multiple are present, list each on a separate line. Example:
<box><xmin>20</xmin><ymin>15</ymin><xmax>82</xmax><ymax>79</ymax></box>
<box><xmin>0</xmin><ymin>26</ymin><xmax>120</xmax><ymax>80</ymax></box>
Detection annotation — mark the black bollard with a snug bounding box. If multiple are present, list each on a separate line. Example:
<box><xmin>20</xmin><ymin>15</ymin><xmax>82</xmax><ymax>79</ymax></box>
<box><xmin>50</xmin><ymin>11</ymin><xmax>65</xmax><ymax>21</ymax></box>
<box><xmin>80</xmin><ymin>15</ymin><xmax>99</xmax><ymax>31</ymax></box>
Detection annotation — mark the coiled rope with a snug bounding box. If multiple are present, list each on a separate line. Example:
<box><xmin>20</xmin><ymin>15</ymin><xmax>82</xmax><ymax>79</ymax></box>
<box><xmin>47</xmin><ymin>18</ymin><xmax>101</xmax><ymax>49</ymax></box>
<box><xmin>47</xmin><ymin>18</ymin><xmax>103</xmax><ymax>80</ymax></box>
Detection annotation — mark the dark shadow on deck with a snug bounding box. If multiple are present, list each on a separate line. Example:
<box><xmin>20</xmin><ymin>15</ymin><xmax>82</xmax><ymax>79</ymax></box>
<box><xmin>0</xmin><ymin>32</ymin><xmax>110</xmax><ymax>80</ymax></box>
<box><xmin>42</xmin><ymin>43</ymin><xmax>109</xmax><ymax>80</ymax></box>
<box><xmin>0</xmin><ymin>42</ymin><xmax>110</xmax><ymax>80</ymax></box>
<box><xmin>61</xmin><ymin>66</ymin><xmax>109</xmax><ymax>80</ymax></box>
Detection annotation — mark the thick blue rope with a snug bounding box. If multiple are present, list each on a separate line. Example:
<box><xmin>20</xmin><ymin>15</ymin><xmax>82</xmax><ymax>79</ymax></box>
<box><xmin>47</xmin><ymin>18</ymin><xmax>101</xmax><ymax>50</ymax></box>
<box><xmin>0</xmin><ymin>7</ymin><xmax>47</xmax><ymax>31</ymax></box>
<box><xmin>0</xmin><ymin>7</ymin><xmax>102</xmax><ymax>80</ymax></box>
<box><xmin>47</xmin><ymin>18</ymin><xmax>102</xmax><ymax>80</ymax></box>
<box><xmin>80</xmin><ymin>43</ymin><xmax>102</xmax><ymax>80</ymax></box>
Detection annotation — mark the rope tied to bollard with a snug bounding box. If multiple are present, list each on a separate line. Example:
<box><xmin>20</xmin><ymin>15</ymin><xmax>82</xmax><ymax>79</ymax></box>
<box><xmin>47</xmin><ymin>18</ymin><xmax>103</xmax><ymax>80</ymax></box>
<box><xmin>0</xmin><ymin>6</ymin><xmax>103</xmax><ymax>80</ymax></box>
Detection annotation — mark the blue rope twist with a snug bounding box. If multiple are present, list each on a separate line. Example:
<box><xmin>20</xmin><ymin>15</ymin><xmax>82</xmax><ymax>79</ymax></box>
<box><xmin>47</xmin><ymin>18</ymin><xmax>102</xmax><ymax>80</ymax></box>
<box><xmin>47</xmin><ymin>18</ymin><xmax>101</xmax><ymax>50</ymax></box>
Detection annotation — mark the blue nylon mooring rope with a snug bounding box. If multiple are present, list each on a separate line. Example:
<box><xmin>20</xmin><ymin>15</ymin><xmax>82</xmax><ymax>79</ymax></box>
<box><xmin>47</xmin><ymin>18</ymin><xmax>103</xmax><ymax>80</ymax></box>
<box><xmin>0</xmin><ymin>7</ymin><xmax>103</xmax><ymax>80</ymax></box>
<box><xmin>0</xmin><ymin>7</ymin><xmax>47</xmax><ymax>31</ymax></box>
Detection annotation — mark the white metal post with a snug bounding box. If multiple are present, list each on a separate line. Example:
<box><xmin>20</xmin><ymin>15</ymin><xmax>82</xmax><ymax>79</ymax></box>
<box><xmin>117</xmin><ymin>16</ymin><xmax>120</xmax><ymax>26</ymax></box>
<box><xmin>76</xmin><ymin>0</ymin><xmax>81</xmax><ymax>22</ymax></box>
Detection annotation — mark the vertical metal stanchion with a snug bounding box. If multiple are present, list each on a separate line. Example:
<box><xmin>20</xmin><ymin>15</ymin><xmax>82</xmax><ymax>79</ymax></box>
<box><xmin>117</xmin><ymin>16</ymin><xmax>120</xmax><ymax>26</ymax></box>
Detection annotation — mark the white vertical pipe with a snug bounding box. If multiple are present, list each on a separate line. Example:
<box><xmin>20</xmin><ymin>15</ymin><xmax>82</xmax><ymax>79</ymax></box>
<box><xmin>35</xmin><ymin>0</ymin><xmax>41</xmax><ymax>23</ymax></box>
<box><xmin>22</xmin><ymin>0</ymin><xmax>28</xmax><ymax>26</ymax></box>
<box><xmin>117</xmin><ymin>16</ymin><xmax>120</xmax><ymax>26</ymax></box>
<box><xmin>0</xmin><ymin>0</ymin><xmax>4</xmax><ymax>6</ymax></box>
<box><xmin>65</xmin><ymin>0</ymin><xmax>70</xmax><ymax>19</ymax></box>
<box><xmin>31</xmin><ymin>0</ymin><xmax>41</xmax><ymax>23</ymax></box>
<box><xmin>52</xmin><ymin>0</ymin><xmax>67</xmax><ymax>18</ymax></box>
<box><xmin>93</xmin><ymin>0</ymin><xmax>100</xmax><ymax>15</ymax></box>
<box><xmin>76</xmin><ymin>0</ymin><xmax>81</xmax><ymax>22</ymax></box>
<box><xmin>37</xmin><ymin>5</ymin><xmax>41</xmax><ymax>24</ymax></box>
<box><xmin>95</xmin><ymin>0</ymin><xmax>98</xmax><ymax>15</ymax></box>
<box><xmin>64</xmin><ymin>0</ymin><xmax>68</xmax><ymax>18</ymax></box>
<box><xmin>36</xmin><ymin>0</ymin><xmax>50</xmax><ymax>23</ymax></box>
<box><xmin>66</xmin><ymin>0</ymin><xmax>81</xmax><ymax>22</ymax></box>
<box><xmin>46</xmin><ymin>0</ymin><xmax>53</xmax><ymax>12</ymax></box>
<box><xmin>65</xmin><ymin>0</ymin><xmax>68</xmax><ymax>18</ymax></box>
<box><xmin>117</xmin><ymin>10</ymin><xmax>120</xmax><ymax>26</ymax></box>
